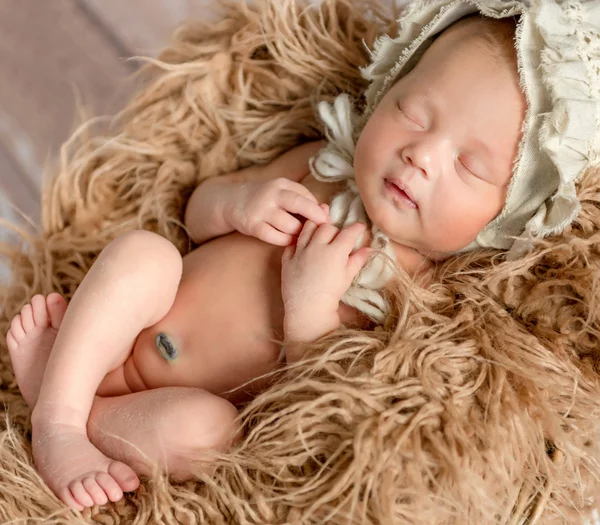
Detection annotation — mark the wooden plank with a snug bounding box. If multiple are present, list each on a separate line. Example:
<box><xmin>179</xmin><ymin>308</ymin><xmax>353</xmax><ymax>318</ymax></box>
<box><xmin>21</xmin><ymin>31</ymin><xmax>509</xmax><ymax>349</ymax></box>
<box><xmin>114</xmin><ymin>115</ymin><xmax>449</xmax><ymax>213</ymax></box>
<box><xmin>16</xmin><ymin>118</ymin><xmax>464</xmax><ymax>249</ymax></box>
<box><xmin>80</xmin><ymin>0</ymin><xmax>220</xmax><ymax>57</ymax></box>
<box><xmin>0</xmin><ymin>143</ymin><xmax>39</xmax><ymax>225</ymax></box>
<box><xmin>0</xmin><ymin>143</ymin><xmax>38</xmax><ymax>283</ymax></box>
<box><xmin>83</xmin><ymin>0</ymin><xmax>412</xmax><ymax>58</ymax></box>
<box><xmin>0</xmin><ymin>0</ymin><xmax>135</xmax><ymax>196</ymax></box>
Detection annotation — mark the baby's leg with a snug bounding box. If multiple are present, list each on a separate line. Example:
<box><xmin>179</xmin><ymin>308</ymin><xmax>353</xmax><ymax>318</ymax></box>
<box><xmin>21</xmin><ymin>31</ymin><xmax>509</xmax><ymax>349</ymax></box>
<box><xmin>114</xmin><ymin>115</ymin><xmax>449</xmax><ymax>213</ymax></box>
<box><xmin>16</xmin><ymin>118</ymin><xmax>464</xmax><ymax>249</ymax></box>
<box><xmin>31</xmin><ymin>230</ymin><xmax>183</xmax><ymax>510</ymax></box>
<box><xmin>89</xmin><ymin>388</ymin><xmax>241</xmax><ymax>482</ymax></box>
<box><xmin>8</xmin><ymin>294</ymin><xmax>240</xmax><ymax>505</ymax></box>
<box><xmin>7</xmin><ymin>293</ymin><xmax>67</xmax><ymax>407</ymax></box>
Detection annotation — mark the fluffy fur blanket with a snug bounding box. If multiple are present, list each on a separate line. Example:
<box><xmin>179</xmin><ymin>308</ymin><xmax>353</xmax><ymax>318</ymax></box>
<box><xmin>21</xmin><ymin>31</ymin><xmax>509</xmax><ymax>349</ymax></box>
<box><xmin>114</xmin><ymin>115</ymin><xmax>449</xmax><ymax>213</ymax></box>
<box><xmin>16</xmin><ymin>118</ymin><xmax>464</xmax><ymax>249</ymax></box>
<box><xmin>1</xmin><ymin>0</ymin><xmax>599</xmax><ymax>523</ymax></box>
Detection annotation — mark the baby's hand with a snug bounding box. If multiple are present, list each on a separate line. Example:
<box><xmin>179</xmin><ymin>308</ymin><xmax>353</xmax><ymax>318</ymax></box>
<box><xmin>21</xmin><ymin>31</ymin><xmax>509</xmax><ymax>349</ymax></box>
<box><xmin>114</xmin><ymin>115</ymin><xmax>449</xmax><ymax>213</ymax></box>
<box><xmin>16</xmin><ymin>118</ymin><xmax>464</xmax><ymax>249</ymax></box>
<box><xmin>281</xmin><ymin>220</ymin><xmax>372</xmax><ymax>342</ymax></box>
<box><xmin>224</xmin><ymin>178</ymin><xmax>331</xmax><ymax>246</ymax></box>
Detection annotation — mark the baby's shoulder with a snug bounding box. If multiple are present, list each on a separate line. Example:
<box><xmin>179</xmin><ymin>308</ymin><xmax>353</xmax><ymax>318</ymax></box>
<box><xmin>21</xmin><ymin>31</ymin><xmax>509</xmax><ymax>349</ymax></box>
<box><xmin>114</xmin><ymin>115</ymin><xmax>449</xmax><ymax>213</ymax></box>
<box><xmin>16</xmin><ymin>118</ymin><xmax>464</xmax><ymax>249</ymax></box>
<box><xmin>249</xmin><ymin>140</ymin><xmax>344</xmax><ymax>204</ymax></box>
<box><xmin>260</xmin><ymin>141</ymin><xmax>326</xmax><ymax>184</ymax></box>
<box><xmin>300</xmin><ymin>172</ymin><xmax>345</xmax><ymax>204</ymax></box>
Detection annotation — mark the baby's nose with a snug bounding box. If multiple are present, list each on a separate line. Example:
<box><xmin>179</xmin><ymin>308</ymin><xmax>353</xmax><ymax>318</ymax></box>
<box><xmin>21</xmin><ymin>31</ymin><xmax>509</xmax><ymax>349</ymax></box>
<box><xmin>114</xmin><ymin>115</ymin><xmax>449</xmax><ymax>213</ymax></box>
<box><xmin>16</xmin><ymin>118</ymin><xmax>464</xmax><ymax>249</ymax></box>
<box><xmin>401</xmin><ymin>136</ymin><xmax>448</xmax><ymax>178</ymax></box>
<box><xmin>402</xmin><ymin>145</ymin><xmax>434</xmax><ymax>178</ymax></box>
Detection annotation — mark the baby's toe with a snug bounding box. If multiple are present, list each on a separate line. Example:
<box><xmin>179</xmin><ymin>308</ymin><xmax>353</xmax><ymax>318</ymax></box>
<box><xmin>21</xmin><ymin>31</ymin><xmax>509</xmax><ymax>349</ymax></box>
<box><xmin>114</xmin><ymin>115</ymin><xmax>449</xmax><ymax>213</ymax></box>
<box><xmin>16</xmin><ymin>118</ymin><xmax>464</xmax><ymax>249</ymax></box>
<box><xmin>68</xmin><ymin>479</ymin><xmax>95</xmax><ymax>508</ymax></box>
<box><xmin>95</xmin><ymin>472</ymin><xmax>123</xmax><ymax>502</ymax></box>
<box><xmin>30</xmin><ymin>294</ymin><xmax>49</xmax><ymax>328</ymax></box>
<box><xmin>58</xmin><ymin>487</ymin><xmax>84</xmax><ymax>511</ymax></box>
<box><xmin>9</xmin><ymin>314</ymin><xmax>25</xmax><ymax>341</ymax></box>
<box><xmin>46</xmin><ymin>293</ymin><xmax>67</xmax><ymax>330</ymax></box>
<box><xmin>108</xmin><ymin>462</ymin><xmax>139</xmax><ymax>493</ymax></box>
<box><xmin>82</xmin><ymin>476</ymin><xmax>108</xmax><ymax>506</ymax></box>
<box><xmin>6</xmin><ymin>331</ymin><xmax>17</xmax><ymax>352</ymax></box>
<box><xmin>20</xmin><ymin>304</ymin><xmax>35</xmax><ymax>332</ymax></box>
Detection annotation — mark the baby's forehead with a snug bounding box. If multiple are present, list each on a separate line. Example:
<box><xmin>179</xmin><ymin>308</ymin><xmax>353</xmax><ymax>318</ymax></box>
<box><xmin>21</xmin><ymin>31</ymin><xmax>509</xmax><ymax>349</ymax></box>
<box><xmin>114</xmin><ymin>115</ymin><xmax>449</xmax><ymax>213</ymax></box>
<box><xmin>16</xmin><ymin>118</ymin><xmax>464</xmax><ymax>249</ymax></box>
<box><xmin>389</xmin><ymin>16</ymin><xmax>519</xmax><ymax>93</ymax></box>
<box><xmin>390</xmin><ymin>40</ymin><xmax>519</xmax><ymax>106</ymax></box>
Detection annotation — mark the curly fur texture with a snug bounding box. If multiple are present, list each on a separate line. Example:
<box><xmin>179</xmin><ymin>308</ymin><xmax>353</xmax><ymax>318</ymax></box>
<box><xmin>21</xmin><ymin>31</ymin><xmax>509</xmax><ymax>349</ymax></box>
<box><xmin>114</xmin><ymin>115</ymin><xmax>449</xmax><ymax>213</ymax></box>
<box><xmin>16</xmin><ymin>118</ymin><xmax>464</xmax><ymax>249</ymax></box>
<box><xmin>0</xmin><ymin>0</ymin><xmax>599</xmax><ymax>523</ymax></box>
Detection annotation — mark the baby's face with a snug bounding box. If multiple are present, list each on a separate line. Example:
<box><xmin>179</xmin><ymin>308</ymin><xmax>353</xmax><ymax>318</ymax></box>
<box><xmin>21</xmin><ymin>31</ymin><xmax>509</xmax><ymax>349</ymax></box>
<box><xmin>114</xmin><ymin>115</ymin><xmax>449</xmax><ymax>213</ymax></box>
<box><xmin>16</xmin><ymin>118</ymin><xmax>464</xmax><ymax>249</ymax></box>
<box><xmin>354</xmin><ymin>23</ymin><xmax>526</xmax><ymax>259</ymax></box>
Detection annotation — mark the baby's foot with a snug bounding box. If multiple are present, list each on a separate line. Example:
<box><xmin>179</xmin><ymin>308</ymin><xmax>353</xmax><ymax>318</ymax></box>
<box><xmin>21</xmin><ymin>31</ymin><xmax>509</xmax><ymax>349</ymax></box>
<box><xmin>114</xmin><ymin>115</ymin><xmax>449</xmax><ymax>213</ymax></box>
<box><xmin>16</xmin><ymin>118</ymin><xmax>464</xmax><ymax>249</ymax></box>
<box><xmin>7</xmin><ymin>294</ymin><xmax>140</xmax><ymax>510</ymax></box>
<box><xmin>32</xmin><ymin>415</ymin><xmax>140</xmax><ymax>510</ymax></box>
<box><xmin>6</xmin><ymin>293</ymin><xmax>67</xmax><ymax>407</ymax></box>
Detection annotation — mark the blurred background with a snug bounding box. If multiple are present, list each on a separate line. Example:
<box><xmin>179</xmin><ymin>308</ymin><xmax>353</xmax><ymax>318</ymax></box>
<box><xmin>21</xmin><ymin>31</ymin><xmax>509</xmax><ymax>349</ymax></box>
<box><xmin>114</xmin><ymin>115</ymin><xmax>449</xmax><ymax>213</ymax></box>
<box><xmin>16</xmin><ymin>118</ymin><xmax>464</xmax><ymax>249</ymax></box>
<box><xmin>0</xmin><ymin>0</ymin><xmax>404</xmax><ymax>282</ymax></box>
<box><xmin>0</xmin><ymin>0</ymin><xmax>217</xmax><ymax>231</ymax></box>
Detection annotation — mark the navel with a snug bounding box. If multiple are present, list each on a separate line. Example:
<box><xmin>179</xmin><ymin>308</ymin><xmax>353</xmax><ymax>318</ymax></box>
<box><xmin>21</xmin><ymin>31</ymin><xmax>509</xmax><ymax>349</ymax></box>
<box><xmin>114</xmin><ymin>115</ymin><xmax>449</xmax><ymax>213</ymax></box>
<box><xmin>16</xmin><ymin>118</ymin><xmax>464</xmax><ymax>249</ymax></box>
<box><xmin>155</xmin><ymin>332</ymin><xmax>178</xmax><ymax>361</ymax></box>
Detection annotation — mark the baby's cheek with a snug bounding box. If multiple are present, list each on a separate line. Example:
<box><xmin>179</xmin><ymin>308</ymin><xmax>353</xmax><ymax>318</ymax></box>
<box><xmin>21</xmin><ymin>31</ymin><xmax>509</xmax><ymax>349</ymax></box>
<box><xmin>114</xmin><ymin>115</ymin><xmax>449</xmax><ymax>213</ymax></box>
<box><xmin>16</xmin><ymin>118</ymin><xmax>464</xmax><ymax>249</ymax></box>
<box><xmin>425</xmin><ymin>210</ymin><xmax>486</xmax><ymax>252</ymax></box>
<box><xmin>362</xmin><ymin>196</ymin><xmax>386</xmax><ymax>233</ymax></box>
<box><xmin>354</xmin><ymin>115</ymin><xmax>390</xmax><ymax>174</ymax></box>
<box><xmin>353</xmin><ymin>141</ymin><xmax>371</xmax><ymax>181</ymax></box>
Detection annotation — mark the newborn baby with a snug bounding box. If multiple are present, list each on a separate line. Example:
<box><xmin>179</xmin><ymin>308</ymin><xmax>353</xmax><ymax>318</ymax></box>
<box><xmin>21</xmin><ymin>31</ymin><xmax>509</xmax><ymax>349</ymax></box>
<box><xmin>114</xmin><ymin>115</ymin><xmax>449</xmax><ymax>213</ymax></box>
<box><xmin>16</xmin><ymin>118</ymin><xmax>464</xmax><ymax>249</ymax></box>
<box><xmin>4</xmin><ymin>4</ymin><xmax>589</xmax><ymax>510</ymax></box>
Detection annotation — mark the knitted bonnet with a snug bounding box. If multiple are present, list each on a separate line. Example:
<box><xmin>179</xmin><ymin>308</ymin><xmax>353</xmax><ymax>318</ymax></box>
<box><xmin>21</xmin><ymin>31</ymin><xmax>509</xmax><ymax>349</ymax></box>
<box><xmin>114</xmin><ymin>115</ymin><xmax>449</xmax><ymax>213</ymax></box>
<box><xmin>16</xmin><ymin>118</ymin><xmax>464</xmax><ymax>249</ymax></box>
<box><xmin>310</xmin><ymin>0</ymin><xmax>600</xmax><ymax>323</ymax></box>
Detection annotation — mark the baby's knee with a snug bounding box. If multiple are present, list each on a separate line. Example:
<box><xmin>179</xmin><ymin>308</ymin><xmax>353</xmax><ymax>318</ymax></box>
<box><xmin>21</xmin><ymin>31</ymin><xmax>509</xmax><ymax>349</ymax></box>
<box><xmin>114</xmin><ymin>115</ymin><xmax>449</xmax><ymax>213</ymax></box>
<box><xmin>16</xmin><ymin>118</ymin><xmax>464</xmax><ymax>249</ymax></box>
<box><xmin>108</xmin><ymin>230</ymin><xmax>180</xmax><ymax>262</ymax></box>
<box><xmin>101</xmin><ymin>230</ymin><xmax>183</xmax><ymax>283</ymax></box>
<box><xmin>160</xmin><ymin>388</ymin><xmax>241</xmax><ymax>453</ymax></box>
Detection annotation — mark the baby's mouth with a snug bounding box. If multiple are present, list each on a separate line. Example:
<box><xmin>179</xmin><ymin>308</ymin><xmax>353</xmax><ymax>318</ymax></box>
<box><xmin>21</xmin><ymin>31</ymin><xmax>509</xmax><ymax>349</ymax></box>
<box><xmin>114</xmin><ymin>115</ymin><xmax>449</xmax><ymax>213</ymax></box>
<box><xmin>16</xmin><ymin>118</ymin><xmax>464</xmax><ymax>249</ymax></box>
<box><xmin>384</xmin><ymin>178</ymin><xmax>418</xmax><ymax>209</ymax></box>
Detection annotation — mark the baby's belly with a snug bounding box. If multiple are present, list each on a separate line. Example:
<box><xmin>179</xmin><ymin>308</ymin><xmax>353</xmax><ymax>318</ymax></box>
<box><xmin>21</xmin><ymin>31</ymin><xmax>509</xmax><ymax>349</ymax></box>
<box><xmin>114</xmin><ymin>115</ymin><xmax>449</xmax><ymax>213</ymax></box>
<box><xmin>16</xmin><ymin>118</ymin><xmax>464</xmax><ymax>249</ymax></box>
<box><xmin>131</xmin><ymin>232</ymin><xmax>287</xmax><ymax>403</ymax></box>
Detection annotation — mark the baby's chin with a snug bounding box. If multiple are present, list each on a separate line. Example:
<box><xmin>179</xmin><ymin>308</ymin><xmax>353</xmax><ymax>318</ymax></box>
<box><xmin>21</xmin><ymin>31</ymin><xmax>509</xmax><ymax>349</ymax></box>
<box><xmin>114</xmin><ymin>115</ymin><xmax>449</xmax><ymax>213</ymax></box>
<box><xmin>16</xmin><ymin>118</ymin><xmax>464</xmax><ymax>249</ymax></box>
<box><xmin>414</xmin><ymin>241</ymin><xmax>477</xmax><ymax>261</ymax></box>
<box><xmin>385</xmin><ymin>232</ymin><xmax>468</xmax><ymax>262</ymax></box>
<box><xmin>416</xmin><ymin>241</ymin><xmax>484</xmax><ymax>261</ymax></box>
<box><xmin>368</xmin><ymin>213</ymin><xmax>473</xmax><ymax>261</ymax></box>
<box><xmin>421</xmin><ymin>250</ymin><xmax>453</xmax><ymax>262</ymax></box>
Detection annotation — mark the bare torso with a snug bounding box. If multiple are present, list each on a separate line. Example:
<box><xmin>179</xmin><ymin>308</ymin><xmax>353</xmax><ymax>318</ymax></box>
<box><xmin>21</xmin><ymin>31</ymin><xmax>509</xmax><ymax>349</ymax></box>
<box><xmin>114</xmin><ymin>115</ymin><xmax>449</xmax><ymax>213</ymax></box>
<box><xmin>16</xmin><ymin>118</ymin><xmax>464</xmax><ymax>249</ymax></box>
<box><xmin>128</xmin><ymin>172</ymin><xmax>376</xmax><ymax>404</ymax></box>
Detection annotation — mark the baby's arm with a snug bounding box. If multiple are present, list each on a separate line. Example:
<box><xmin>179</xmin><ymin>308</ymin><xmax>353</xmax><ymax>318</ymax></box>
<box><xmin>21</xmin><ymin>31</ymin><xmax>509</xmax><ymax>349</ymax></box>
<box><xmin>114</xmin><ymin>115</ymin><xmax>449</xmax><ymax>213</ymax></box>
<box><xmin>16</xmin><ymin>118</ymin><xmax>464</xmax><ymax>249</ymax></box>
<box><xmin>184</xmin><ymin>141</ymin><xmax>325</xmax><ymax>245</ymax></box>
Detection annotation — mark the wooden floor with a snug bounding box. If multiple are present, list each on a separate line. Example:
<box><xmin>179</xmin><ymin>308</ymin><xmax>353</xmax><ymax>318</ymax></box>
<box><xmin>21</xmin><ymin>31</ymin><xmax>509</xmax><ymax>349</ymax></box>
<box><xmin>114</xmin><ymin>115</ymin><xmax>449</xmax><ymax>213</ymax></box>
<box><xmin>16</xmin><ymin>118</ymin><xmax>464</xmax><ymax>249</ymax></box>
<box><xmin>0</xmin><ymin>0</ymin><xmax>218</xmax><ymax>228</ymax></box>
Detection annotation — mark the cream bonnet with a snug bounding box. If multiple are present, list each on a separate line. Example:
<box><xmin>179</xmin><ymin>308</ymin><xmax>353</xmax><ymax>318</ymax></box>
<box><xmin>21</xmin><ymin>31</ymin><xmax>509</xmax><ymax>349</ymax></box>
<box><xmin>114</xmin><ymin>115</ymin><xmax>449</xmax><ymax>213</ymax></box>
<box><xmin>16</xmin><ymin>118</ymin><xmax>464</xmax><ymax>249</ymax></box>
<box><xmin>310</xmin><ymin>0</ymin><xmax>600</xmax><ymax>322</ymax></box>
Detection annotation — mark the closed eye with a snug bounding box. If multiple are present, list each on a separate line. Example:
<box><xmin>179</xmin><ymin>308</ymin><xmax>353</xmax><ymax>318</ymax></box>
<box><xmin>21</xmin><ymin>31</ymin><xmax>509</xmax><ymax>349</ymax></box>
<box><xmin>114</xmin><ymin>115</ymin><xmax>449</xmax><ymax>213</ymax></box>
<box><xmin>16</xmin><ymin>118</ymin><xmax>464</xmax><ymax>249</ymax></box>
<box><xmin>397</xmin><ymin>104</ymin><xmax>424</xmax><ymax>128</ymax></box>
<box><xmin>459</xmin><ymin>159</ymin><xmax>476</xmax><ymax>175</ymax></box>
<box><xmin>458</xmin><ymin>158</ymin><xmax>486</xmax><ymax>182</ymax></box>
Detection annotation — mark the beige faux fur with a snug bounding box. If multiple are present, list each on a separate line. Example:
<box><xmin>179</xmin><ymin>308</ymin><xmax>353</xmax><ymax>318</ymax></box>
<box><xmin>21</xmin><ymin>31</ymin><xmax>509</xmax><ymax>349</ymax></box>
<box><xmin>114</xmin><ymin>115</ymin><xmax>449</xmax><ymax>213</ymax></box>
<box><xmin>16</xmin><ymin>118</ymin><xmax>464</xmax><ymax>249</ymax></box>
<box><xmin>1</xmin><ymin>0</ymin><xmax>599</xmax><ymax>523</ymax></box>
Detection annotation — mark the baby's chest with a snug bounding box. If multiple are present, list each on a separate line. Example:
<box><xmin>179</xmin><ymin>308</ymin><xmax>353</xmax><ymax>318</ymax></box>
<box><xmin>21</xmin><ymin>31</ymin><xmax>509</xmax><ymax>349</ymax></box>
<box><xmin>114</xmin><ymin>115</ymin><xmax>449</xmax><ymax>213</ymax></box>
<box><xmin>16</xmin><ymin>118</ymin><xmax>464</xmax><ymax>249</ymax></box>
<box><xmin>177</xmin><ymin>175</ymin><xmax>368</xmax><ymax>336</ymax></box>
<box><xmin>179</xmin><ymin>232</ymin><xmax>287</xmax><ymax>341</ymax></box>
<box><xmin>179</xmin><ymin>231</ymin><xmax>369</xmax><ymax>333</ymax></box>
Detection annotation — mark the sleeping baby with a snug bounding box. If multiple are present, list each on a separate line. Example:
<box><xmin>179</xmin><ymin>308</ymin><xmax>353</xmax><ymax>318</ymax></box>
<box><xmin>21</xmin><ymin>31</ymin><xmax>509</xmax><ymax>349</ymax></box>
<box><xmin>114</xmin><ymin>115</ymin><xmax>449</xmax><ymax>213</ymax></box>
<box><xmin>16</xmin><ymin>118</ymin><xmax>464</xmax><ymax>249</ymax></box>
<box><xmin>5</xmin><ymin>0</ymin><xmax>599</xmax><ymax>510</ymax></box>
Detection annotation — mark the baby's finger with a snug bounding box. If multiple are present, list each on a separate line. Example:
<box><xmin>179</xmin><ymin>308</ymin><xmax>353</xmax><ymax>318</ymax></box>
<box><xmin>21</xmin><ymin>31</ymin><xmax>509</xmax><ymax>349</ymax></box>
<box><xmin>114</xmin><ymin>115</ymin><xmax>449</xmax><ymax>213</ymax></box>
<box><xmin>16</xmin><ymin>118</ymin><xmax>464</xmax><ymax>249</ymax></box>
<box><xmin>347</xmin><ymin>247</ymin><xmax>373</xmax><ymax>281</ymax></box>
<box><xmin>270</xmin><ymin>209</ymin><xmax>303</xmax><ymax>235</ymax></box>
<box><xmin>255</xmin><ymin>222</ymin><xmax>294</xmax><ymax>246</ymax></box>
<box><xmin>281</xmin><ymin>244</ymin><xmax>296</xmax><ymax>263</ymax></box>
<box><xmin>311</xmin><ymin>223</ymin><xmax>341</xmax><ymax>245</ymax></box>
<box><xmin>279</xmin><ymin>190</ymin><xmax>330</xmax><ymax>225</ymax></box>
<box><xmin>277</xmin><ymin>178</ymin><xmax>319</xmax><ymax>203</ymax></box>
<box><xmin>333</xmin><ymin>222</ymin><xmax>367</xmax><ymax>253</ymax></box>
<box><xmin>296</xmin><ymin>220</ymin><xmax>318</xmax><ymax>250</ymax></box>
